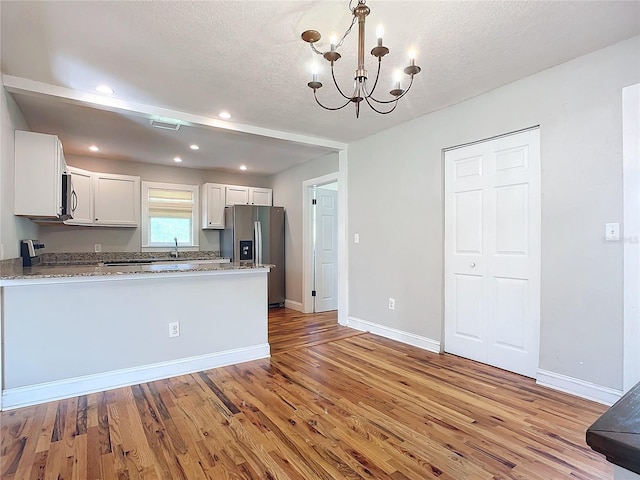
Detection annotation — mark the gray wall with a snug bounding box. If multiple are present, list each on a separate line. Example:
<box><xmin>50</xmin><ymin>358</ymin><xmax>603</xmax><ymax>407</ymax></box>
<box><xmin>38</xmin><ymin>155</ymin><xmax>270</xmax><ymax>253</ymax></box>
<box><xmin>1</xmin><ymin>88</ymin><xmax>39</xmax><ymax>259</ymax></box>
<box><xmin>347</xmin><ymin>36</ymin><xmax>639</xmax><ymax>390</ymax></box>
<box><xmin>269</xmin><ymin>153</ymin><xmax>339</xmax><ymax>304</ymax></box>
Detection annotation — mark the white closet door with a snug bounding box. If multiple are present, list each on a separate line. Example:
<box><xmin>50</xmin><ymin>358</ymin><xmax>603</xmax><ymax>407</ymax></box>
<box><xmin>314</xmin><ymin>188</ymin><xmax>338</xmax><ymax>312</ymax></box>
<box><xmin>445</xmin><ymin>129</ymin><xmax>540</xmax><ymax>378</ymax></box>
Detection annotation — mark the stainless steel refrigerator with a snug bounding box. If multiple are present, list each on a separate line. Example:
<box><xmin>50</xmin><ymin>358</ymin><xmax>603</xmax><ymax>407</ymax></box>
<box><xmin>221</xmin><ymin>205</ymin><xmax>285</xmax><ymax>307</ymax></box>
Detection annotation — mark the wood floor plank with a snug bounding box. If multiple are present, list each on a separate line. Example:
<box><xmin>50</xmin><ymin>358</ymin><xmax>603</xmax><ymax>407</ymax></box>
<box><xmin>1</xmin><ymin>308</ymin><xmax>612</xmax><ymax>479</ymax></box>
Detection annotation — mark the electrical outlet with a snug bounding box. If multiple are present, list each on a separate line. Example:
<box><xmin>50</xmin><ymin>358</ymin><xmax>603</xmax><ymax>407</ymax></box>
<box><xmin>0</xmin><ymin>243</ymin><xmax>4</xmax><ymax>260</ymax></box>
<box><xmin>354</xmin><ymin>233</ymin><xmax>360</xmax><ymax>244</ymax></box>
<box><xmin>94</xmin><ymin>244</ymin><xmax>102</xmax><ymax>253</ymax></box>
<box><xmin>605</xmin><ymin>223</ymin><xmax>620</xmax><ymax>241</ymax></box>
<box><xmin>169</xmin><ymin>321</ymin><xmax>180</xmax><ymax>338</ymax></box>
<box><xmin>388</xmin><ymin>298</ymin><xmax>395</xmax><ymax>310</ymax></box>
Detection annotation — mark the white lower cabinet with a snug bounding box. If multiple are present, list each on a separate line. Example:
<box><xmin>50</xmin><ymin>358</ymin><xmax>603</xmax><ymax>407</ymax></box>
<box><xmin>65</xmin><ymin>168</ymin><xmax>140</xmax><ymax>227</ymax></box>
<box><xmin>201</xmin><ymin>183</ymin><xmax>225</xmax><ymax>229</ymax></box>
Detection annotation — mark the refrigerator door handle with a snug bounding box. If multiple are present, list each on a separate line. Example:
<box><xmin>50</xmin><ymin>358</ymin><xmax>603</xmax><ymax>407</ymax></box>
<box><xmin>254</xmin><ymin>221</ymin><xmax>263</xmax><ymax>264</ymax></box>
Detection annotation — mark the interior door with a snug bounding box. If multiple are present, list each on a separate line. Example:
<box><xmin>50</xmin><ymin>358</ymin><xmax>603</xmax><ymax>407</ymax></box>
<box><xmin>444</xmin><ymin>129</ymin><xmax>540</xmax><ymax>378</ymax></box>
<box><xmin>314</xmin><ymin>188</ymin><xmax>338</xmax><ymax>312</ymax></box>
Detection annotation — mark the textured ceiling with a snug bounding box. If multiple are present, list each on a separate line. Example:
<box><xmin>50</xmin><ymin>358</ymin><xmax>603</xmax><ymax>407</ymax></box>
<box><xmin>2</xmin><ymin>1</ymin><xmax>639</xmax><ymax>172</ymax></box>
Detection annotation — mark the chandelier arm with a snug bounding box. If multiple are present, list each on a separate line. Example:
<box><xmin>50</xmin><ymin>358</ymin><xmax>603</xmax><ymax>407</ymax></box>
<box><xmin>331</xmin><ymin>63</ymin><xmax>353</xmax><ymax>100</ymax></box>
<box><xmin>364</xmin><ymin>75</ymin><xmax>415</xmax><ymax>105</ymax></box>
<box><xmin>313</xmin><ymin>90</ymin><xmax>352</xmax><ymax>111</ymax></box>
<box><xmin>362</xmin><ymin>94</ymin><xmax>399</xmax><ymax>115</ymax></box>
<box><xmin>310</xmin><ymin>43</ymin><xmax>324</xmax><ymax>56</ymax></box>
<box><xmin>362</xmin><ymin>59</ymin><xmax>382</xmax><ymax>100</ymax></box>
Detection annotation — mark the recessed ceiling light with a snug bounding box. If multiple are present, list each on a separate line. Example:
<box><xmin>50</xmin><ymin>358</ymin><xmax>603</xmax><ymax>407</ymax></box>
<box><xmin>219</xmin><ymin>111</ymin><xmax>231</xmax><ymax>120</ymax></box>
<box><xmin>89</xmin><ymin>145</ymin><xmax>99</xmax><ymax>152</ymax></box>
<box><xmin>190</xmin><ymin>144</ymin><xmax>200</xmax><ymax>150</ymax></box>
<box><xmin>239</xmin><ymin>165</ymin><xmax>247</xmax><ymax>171</ymax></box>
<box><xmin>96</xmin><ymin>84</ymin><xmax>114</xmax><ymax>95</ymax></box>
<box><xmin>174</xmin><ymin>157</ymin><xmax>183</xmax><ymax>163</ymax></box>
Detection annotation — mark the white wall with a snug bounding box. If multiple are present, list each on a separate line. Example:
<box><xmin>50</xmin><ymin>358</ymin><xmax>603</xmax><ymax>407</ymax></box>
<box><xmin>1</xmin><ymin>87</ymin><xmax>39</xmax><ymax>259</ymax></box>
<box><xmin>347</xmin><ymin>36</ymin><xmax>640</xmax><ymax>390</ymax></box>
<box><xmin>269</xmin><ymin>153</ymin><xmax>339</xmax><ymax>304</ymax></box>
<box><xmin>38</xmin><ymin>155</ymin><xmax>270</xmax><ymax>253</ymax></box>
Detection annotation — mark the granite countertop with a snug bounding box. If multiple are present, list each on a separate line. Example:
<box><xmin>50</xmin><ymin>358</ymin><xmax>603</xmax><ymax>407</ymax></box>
<box><xmin>586</xmin><ymin>381</ymin><xmax>640</xmax><ymax>474</ymax></box>
<box><xmin>0</xmin><ymin>256</ymin><xmax>271</xmax><ymax>282</ymax></box>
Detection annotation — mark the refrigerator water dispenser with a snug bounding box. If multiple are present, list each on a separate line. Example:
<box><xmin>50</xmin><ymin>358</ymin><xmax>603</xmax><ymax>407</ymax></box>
<box><xmin>239</xmin><ymin>240</ymin><xmax>253</xmax><ymax>261</ymax></box>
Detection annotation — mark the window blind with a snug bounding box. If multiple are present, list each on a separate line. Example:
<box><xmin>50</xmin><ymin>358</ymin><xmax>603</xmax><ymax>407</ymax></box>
<box><xmin>148</xmin><ymin>188</ymin><xmax>193</xmax><ymax>219</ymax></box>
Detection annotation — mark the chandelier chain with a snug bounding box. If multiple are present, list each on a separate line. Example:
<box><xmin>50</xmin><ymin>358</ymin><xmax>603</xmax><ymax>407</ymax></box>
<box><xmin>310</xmin><ymin>14</ymin><xmax>356</xmax><ymax>56</ymax></box>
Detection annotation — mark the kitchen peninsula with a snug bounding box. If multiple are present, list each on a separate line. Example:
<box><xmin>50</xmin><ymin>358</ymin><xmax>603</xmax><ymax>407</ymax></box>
<box><xmin>0</xmin><ymin>259</ymin><xmax>271</xmax><ymax>410</ymax></box>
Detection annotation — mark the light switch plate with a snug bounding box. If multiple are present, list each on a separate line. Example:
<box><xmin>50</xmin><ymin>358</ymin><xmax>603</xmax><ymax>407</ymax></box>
<box><xmin>605</xmin><ymin>223</ymin><xmax>620</xmax><ymax>241</ymax></box>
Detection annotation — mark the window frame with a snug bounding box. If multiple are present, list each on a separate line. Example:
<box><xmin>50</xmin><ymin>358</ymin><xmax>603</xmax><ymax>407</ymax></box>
<box><xmin>141</xmin><ymin>181</ymin><xmax>200</xmax><ymax>252</ymax></box>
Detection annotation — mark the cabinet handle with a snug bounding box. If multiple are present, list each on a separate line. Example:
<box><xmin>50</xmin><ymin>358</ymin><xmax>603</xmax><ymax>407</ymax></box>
<box><xmin>95</xmin><ymin>218</ymin><xmax>98</xmax><ymax>221</ymax></box>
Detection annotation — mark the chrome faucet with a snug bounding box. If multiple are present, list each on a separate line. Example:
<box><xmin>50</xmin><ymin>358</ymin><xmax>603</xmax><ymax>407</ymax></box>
<box><xmin>171</xmin><ymin>237</ymin><xmax>179</xmax><ymax>258</ymax></box>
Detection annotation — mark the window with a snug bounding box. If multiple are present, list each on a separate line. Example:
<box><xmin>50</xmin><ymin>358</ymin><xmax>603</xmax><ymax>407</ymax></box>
<box><xmin>141</xmin><ymin>182</ymin><xmax>199</xmax><ymax>249</ymax></box>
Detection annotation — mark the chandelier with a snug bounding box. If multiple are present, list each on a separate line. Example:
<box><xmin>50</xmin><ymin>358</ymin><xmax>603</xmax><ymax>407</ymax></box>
<box><xmin>301</xmin><ymin>0</ymin><xmax>421</xmax><ymax>118</ymax></box>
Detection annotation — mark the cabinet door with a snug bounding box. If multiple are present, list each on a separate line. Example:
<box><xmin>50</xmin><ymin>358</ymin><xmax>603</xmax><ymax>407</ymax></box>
<box><xmin>94</xmin><ymin>174</ymin><xmax>140</xmax><ymax>226</ymax></box>
<box><xmin>249</xmin><ymin>187</ymin><xmax>272</xmax><ymax>206</ymax></box>
<box><xmin>14</xmin><ymin>130</ymin><xmax>64</xmax><ymax>217</ymax></box>
<box><xmin>225</xmin><ymin>185</ymin><xmax>249</xmax><ymax>205</ymax></box>
<box><xmin>65</xmin><ymin>167</ymin><xmax>94</xmax><ymax>225</ymax></box>
<box><xmin>202</xmin><ymin>183</ymin><xmax>225</xmax><ymax>229</ymax></box>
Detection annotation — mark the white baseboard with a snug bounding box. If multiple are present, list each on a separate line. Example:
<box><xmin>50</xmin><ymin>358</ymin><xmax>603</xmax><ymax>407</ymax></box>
<box><xmin>2</xmin><ymin>343</ymin><xmax>270</xmax><ymax>411</ymax></box>
<box><xmin>347</xmin><ymin>316</ymin><xmax>441</xmax><ymax>354</ymax></box>
<box><xmin>536</xmin><ymin>369</ymin><xmax>622</xmax><ymax>406</ymax></box>
<box><xmin>284</xmin><ymin>299</ymin><xmax>304</xmax><ymax>312</ymax></box>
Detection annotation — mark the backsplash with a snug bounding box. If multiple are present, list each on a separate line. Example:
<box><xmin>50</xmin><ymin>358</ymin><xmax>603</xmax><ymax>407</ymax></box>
<box><xmin>40</xmin><ymin>251</ymin><xmax>222</xmax><ymax>266</ymax></box>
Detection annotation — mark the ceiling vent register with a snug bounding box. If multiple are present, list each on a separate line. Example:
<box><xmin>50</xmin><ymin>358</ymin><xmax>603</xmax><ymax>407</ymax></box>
<box><xmin>149</xmin><ymin>119</ymin><xmax>181</xmax><ymax>131</ymax></box>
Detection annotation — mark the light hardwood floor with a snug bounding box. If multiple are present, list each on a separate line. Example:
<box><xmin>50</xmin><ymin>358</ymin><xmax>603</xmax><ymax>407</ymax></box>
<box><xmin>1</xmin><ymin>308</ymin><xmax>610</xmax><ymax>479</ymax></box>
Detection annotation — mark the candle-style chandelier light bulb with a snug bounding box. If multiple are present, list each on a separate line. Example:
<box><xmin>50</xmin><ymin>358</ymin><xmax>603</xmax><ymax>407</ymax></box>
<box><xmin>301</xmin><ymin>0</ymin><xmax>421</xmax><ymax>118</ymax></box>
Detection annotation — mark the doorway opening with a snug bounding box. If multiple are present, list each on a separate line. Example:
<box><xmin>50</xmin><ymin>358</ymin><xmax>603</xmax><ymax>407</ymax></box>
<box><xmin>302</xmin><ymin>173</ymin><xmax>339</xmax><ymax>314</ymax></box>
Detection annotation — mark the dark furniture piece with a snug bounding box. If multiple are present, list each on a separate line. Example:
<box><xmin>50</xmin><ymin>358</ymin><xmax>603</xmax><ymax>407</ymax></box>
<box><xmin>587</xmin><ymin>381</ymin><xmax>640</xmax><ymax>475</ymax></box>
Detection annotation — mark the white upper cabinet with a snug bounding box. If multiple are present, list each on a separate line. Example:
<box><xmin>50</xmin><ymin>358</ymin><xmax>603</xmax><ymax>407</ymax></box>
<box><xmin>225</xmin><ymin>185</ymin><xmax>250</xmax><ymax>206</ymax></box>
<box><xmin>65</xmin><ymin>167</ymin><xmax>94</xmax><ymax>225</ymax></box>
<box><xmin>65</xmin><ymin>169</ymin><xmax>140</xmax><ymax>227</ymax></box>
<box><xmin>94</xmin><ymin>173</ymin><xmax>140</xmax><ymax>226</ymax></box>
<box><xmin>249</xmin><ymin>187</ymin><xmax>272</xmax><ymax>206</ymax></box>
<box><xmin>14</xmin><ymin>130</ymin><xmax>67</xmax><ymax>218</ymax></box>
<box><xmin>201</xmin><ymin>183</ymin><xmax>225</xmax><ymax>229</ymax></box>
<box><xmin>225</xmin><ymin>185</ymin><xmax>272</xmax><ymax>206</ymax></box>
